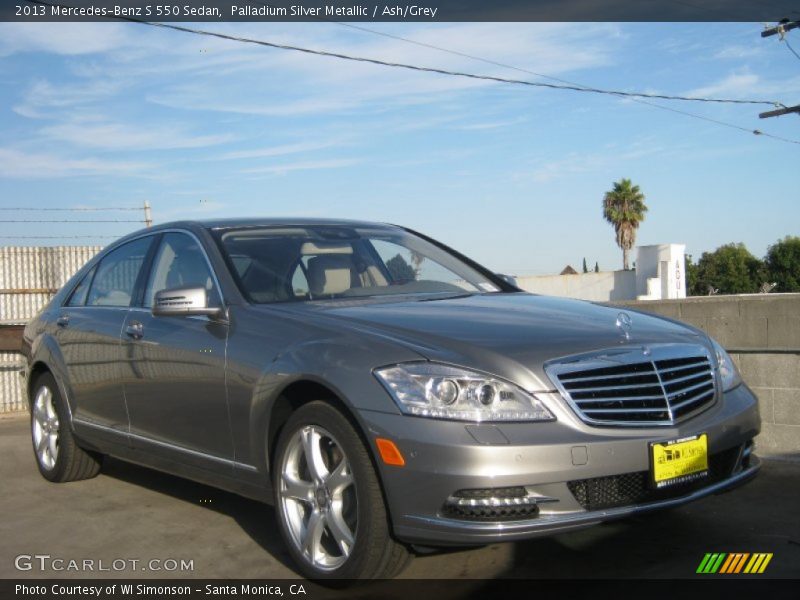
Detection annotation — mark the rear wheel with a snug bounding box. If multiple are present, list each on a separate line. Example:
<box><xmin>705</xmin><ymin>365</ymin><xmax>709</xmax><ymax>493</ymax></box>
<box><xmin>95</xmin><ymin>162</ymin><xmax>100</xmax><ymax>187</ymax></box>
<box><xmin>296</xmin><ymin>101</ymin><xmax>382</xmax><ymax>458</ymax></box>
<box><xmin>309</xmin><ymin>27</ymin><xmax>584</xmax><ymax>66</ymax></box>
<box><xmin>273</xmin><ymin>401</ymin><xmax>411</xmax><ymax>580</ymax></box>
<box><xmin>30</xmin><ymin>372</ymin><xmax>102</xmax><ymax>482</ymax></box>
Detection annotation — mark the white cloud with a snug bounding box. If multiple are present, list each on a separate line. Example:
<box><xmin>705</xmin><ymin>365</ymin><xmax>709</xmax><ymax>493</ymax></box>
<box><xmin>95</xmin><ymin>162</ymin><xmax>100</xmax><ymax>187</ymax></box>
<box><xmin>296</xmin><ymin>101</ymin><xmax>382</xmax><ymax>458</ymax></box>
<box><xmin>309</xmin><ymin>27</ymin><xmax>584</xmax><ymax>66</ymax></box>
<box><xmin>13</xmin><ymin>79</ymin><xmax>124</xmax><ymax>119</ymax></box>
<box><xmin>0</xmin><ymin>148</ymin><xmax>150</xmax><ymax>178</ymax></box>
<box><xmin>40</xmin><ymin>120</ymin><xmax>235</xmax><ymax>150</ymax></box>
<box><xmin>528</xmin><ymin>145</ymin><xmax>664</xmax><ymax>183</ymax></box>
<box><xmin>686</xmin><ymin>72</ymin><xmax>760</xmax><ymax>98</ymax></box>
<box><xmin>685</xmin><ymin>70</ymin><xmax>800</xmax><ymax>100</ymax></box>
<box><xmin>215</xmin><ymin>140</ymin><xmax>342</xmax><ymax>160</ymax></box>
<box><xmin>455</xmin><ymin>117</ymin><xmax>528</xmax><ymax>131</ymax></box>
<box><xmin>0</xmin><ymin>23</ymin><xmax>129</xmax><ymax>57</ymax></box>
<box><xmin>145</xmin><ymin>22</ymin><xmax>623</xmax><ymax>116</ymax></box>
<box><xmin>240</xmin><ymin>158</ymin><xmax>361</xmax><ymax>175</ymax></box>
<box><xmin>713</xmin><ymin>45</ymin><xmax>763</xmax><ymax>59</ymax></box>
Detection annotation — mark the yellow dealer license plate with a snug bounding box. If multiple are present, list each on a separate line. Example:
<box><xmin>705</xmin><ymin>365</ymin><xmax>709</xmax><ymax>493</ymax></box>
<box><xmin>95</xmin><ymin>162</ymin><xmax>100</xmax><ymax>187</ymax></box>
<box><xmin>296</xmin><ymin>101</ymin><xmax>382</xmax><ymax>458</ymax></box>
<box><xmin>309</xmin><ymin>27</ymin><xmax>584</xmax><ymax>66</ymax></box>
<box><xmin>650</xmin><ymin>433</ymin><xmax>709</xmax><ymax>488</ymax></box>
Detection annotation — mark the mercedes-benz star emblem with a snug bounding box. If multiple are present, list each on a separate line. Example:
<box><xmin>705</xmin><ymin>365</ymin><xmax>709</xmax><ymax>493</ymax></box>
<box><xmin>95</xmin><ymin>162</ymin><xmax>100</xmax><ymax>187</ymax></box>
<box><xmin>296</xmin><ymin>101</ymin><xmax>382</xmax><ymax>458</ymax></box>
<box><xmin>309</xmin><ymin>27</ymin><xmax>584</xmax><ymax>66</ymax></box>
<box><xmin>616</xmin><ymin>312</ymin><xmax>633</xmax><ymax>341</ymax></box>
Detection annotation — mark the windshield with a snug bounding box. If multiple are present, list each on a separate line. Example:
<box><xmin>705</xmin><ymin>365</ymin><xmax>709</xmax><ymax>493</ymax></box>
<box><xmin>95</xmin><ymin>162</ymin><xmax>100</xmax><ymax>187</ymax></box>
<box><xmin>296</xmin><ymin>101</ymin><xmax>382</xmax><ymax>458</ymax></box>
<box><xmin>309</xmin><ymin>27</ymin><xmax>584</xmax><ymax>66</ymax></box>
<box><xmin>214</xmin><ymin>225</ymin><xmax>501</xmax><ymax>304</ymax></box>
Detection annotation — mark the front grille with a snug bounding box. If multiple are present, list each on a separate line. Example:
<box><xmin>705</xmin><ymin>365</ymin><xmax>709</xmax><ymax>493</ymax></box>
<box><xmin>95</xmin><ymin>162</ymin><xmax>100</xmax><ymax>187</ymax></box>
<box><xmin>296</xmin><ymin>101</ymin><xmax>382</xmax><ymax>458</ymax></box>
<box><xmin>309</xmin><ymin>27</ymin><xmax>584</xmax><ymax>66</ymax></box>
<box><xmin>546</xmin><ymin>345</ymin><xmax>717</xmax><ymax>426</ymax></box>
<box><xmin>567</xmin><ymin>445</ymin><xmax>743</xmax><ymax>510</ymax></box>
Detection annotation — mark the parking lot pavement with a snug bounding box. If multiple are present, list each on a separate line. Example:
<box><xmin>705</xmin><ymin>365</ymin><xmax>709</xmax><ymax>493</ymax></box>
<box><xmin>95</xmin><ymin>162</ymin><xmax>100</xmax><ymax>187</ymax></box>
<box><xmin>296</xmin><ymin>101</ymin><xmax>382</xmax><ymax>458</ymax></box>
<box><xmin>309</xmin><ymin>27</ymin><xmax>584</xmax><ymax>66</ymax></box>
<box><xmin>1</xmin><ymin>412</ymin><xmax>798</xmax><ymax>580</ymax></box>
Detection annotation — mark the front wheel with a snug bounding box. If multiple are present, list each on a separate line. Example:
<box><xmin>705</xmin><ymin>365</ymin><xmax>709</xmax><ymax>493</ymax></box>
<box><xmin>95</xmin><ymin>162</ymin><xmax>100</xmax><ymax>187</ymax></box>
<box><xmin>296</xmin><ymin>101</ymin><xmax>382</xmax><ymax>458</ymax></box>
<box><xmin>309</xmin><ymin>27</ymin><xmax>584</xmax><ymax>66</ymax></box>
<box><xmin>272</xmin><ymin>401</ymin><xmax>411</xmax><ymax>580</ymax></box>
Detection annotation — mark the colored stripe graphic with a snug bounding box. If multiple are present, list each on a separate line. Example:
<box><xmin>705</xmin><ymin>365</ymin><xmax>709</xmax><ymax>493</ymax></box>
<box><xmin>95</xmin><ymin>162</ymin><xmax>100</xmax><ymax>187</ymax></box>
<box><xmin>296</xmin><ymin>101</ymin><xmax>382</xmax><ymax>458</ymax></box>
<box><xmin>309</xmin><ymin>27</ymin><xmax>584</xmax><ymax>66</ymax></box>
<box><xmin>743</xmin><ymin>553</ymin><xmax>774</xmax><ymax>574</ymax></box>
<box><xmin>699</xmin><ymin>552</ymin><xmax>773</xmax><ymax>574</ymax></box>
<box><xmin>719</xmin><ymin>554</ymin><xmax>736</xmax><ymax>574</ymax></box>
<box><xmin>733</xmin><ymin>553</ymin><xmax>750</xmax><ymax>573</ymax></box>
<box><xmin>720</xmin><ymin>553</ymin><xmax>749</xmax><ymax>573</ymax></box>
<box><xmin>697</xmin><ymin>553</ymin><xmax>727</xmax><ymax>573</ymax></box>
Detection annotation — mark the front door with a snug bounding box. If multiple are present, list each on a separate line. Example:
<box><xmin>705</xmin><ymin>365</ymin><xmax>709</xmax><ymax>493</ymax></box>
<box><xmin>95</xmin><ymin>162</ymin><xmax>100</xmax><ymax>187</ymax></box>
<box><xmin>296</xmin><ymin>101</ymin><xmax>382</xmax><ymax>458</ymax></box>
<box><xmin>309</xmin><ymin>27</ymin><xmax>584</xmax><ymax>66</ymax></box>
<box><xmin>121</xmin><ymin>232</ymin><xmax>232</xmax><ymax>472</ymax></box>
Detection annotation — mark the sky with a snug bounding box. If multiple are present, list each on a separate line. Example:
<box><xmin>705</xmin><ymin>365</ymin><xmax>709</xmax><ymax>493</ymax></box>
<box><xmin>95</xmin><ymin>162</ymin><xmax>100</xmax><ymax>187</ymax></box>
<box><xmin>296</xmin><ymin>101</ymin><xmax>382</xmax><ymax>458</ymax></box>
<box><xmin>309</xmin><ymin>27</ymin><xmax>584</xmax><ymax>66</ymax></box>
<box><xmin>0</xmin><ymin>20</ymin><xmax>798</xmax><ymax>275</ymax></box>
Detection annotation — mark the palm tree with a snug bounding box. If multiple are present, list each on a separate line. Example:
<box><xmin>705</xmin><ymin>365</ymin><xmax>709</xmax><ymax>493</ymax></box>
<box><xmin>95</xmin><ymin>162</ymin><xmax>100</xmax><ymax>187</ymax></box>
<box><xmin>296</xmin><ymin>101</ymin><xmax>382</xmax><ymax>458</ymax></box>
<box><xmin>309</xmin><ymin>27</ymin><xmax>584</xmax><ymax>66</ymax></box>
<box><xmin>602</xmin><ymin>178</ymin><xmax>648</xmax><ymax>270</ymax></box>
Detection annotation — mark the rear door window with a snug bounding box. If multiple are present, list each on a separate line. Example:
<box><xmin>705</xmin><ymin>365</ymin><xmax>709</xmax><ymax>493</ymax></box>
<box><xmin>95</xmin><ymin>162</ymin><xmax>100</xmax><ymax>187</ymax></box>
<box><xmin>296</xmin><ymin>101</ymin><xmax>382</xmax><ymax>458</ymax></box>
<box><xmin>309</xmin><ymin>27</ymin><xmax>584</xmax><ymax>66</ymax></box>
<box><xmin>86</xmin><ymin>237</ymin><xmax>153</xmax><ymax>307</ymax></box>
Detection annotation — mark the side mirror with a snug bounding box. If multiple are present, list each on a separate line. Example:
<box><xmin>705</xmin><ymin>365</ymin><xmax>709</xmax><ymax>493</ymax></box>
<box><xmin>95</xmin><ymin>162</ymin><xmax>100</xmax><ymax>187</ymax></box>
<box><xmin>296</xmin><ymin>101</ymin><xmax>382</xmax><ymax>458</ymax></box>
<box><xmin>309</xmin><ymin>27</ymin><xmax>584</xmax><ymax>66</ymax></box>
<box><xmin>496</xmin><ymin>273</ymin><xmax>519</xmax><ymax>288</ymax></box>
<box><xmin>152</xmin><ymin>287</ymin><xmax>222</xmax><ymax>318</ymax></box>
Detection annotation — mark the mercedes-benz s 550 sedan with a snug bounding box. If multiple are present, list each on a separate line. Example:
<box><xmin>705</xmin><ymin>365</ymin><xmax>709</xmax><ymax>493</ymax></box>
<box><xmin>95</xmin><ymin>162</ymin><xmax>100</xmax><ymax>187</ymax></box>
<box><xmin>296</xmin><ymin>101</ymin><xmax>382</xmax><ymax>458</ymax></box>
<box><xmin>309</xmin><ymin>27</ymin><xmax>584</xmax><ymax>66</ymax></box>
<box><xmin>23</xmin><ymin>219</ymin><xmax>760</xmax><ymax>579</ymax></box>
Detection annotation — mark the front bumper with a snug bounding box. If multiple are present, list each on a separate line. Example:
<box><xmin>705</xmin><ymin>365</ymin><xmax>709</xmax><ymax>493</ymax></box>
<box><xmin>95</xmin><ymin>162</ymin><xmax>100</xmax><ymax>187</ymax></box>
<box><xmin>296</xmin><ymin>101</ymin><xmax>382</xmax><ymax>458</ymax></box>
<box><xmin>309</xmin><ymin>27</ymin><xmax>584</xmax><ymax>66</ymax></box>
<box><xmin>361</xmin><ymin>383</ymin><xmax>761</xmax><ymax>546</ymax></box>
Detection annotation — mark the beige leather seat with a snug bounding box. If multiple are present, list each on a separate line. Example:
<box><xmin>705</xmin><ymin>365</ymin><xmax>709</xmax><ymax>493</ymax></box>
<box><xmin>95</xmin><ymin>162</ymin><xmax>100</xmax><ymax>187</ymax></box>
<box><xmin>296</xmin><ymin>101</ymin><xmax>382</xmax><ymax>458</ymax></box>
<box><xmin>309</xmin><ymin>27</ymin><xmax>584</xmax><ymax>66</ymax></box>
<box><xmin>306</xmin><ymin>255</ymin><xmax>357</xmax><ymax>296</ymax></box>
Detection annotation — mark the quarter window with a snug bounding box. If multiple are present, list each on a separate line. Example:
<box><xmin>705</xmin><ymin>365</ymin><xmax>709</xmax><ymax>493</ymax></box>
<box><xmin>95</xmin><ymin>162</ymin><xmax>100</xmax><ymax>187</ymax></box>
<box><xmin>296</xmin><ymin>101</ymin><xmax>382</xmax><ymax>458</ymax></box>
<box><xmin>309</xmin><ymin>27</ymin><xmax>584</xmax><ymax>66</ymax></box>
<box><xmin>86</xmin><ymin>237</ymin><xmax>152</xmax><ymax>307</ymax></box>
<box><xmin>65</xmin><ymin>266</ymin><xmax>96</xmax><ymax>307</ymax></box>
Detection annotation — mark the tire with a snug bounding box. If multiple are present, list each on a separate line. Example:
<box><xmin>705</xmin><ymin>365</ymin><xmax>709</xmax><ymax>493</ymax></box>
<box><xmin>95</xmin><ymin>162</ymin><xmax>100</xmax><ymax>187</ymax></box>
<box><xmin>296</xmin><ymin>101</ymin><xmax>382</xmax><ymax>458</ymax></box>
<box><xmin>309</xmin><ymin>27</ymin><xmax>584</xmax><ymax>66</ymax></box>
<box><xmin>272</xmin><ymin>401</ymin><xmax>411</xmax><ymax>580</ymax></box>
<box><xmin>30</xmin><ymin>372</ymin><xmax>102</xmax><ymax>482</ymax></box>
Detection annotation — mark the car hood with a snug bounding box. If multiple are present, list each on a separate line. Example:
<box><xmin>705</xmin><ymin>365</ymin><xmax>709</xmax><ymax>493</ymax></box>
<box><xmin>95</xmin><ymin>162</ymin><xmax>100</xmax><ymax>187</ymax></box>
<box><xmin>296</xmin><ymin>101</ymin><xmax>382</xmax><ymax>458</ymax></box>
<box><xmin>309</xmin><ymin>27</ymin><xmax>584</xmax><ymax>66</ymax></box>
<box><xmin>276</xmin><ymin>293</ymin><xmax>705</xmax><ymax>391</ymax></box>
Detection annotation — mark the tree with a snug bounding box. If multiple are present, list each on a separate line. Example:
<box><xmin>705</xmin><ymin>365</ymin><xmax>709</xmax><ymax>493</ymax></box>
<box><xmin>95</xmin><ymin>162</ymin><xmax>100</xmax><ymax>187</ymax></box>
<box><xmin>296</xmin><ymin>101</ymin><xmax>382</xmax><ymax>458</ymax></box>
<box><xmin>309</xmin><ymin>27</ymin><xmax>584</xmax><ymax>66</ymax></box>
<box><xmin>410</xmin><ymin>250</ymin><xmax>425</xmax><ymax>278</ymax></box>
<box><xmin>685</xmin><ymin>254</ymin><xmax>700</xmax><ymax>295</ymax></box>
<box><xmin>386</xmin><ymin>254</ymin><xmax>416</xmax><ymax>283</ymax></box>
<box><xmin>602</xmin><ymin>178</ymin><xmax>648</xmax><ymax>270</ymax></box>
<box><xmin>694</xmin><ymin>243</ymin><xmax>764</xmax><ymax>295</ymax></box>
<box><xmin>594</xmin><ymin>261</ymin><xmax>599</xmax><ymax>273</ymax></box>
<box><xmin>765</xmin><ymin>236</ymin><xmax>800</xmax><ymax>292</ymax></box>
<box><xmin>582</xmin><ymin>257</ymin><xmax>588</xmax><ymax>273</ymax></box>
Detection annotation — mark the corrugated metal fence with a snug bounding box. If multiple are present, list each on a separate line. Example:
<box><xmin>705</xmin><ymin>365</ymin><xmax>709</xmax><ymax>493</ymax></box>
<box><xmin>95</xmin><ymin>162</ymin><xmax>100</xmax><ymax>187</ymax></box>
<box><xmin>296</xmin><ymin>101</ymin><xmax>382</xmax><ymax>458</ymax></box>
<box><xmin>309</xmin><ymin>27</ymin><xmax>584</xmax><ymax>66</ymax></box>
<box><xmin>0</xmin><ymin>246</ymin><xmax>100</xmax><ymax>412</ymax></box>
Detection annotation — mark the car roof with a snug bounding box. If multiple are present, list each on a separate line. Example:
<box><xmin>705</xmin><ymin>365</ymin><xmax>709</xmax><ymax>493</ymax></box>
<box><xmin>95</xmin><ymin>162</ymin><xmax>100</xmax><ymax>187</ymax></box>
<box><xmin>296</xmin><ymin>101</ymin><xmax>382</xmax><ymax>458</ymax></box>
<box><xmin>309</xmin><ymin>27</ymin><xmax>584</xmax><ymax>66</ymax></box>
<box><xmin>152</xmin><ymin>218</ymin><xmax>400</xmax><ymax>231</ymax></box>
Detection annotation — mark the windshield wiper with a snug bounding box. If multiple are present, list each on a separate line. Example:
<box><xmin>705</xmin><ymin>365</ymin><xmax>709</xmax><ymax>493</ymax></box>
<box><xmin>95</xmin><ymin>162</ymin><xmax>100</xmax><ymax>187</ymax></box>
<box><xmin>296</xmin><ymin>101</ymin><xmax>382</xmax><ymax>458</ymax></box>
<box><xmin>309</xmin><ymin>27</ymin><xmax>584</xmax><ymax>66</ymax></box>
<box><xmin>416</xmin><ymin>292</ymin><xmax>476</xmax><ymax>302</ymax></box>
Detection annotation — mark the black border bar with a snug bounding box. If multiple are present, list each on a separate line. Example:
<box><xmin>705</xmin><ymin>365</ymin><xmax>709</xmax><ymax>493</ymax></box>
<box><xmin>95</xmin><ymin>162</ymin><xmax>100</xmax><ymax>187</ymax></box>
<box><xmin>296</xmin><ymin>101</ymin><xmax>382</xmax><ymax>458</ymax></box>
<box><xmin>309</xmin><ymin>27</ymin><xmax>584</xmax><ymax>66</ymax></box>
<box><xmin>3</xmin><ymin>0</ymin><xmax>800</xmax><ymax>22</ymax></box>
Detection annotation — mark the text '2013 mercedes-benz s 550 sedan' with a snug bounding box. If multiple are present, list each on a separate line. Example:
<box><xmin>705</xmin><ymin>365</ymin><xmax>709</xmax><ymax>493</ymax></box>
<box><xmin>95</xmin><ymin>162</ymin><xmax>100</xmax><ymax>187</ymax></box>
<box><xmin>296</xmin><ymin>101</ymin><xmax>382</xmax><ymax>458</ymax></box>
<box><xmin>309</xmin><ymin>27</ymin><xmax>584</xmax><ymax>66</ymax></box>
<box><xmin>23</xmin><ymin>219</ymin><xmax>760</xmax><ymax>579</ymax></box>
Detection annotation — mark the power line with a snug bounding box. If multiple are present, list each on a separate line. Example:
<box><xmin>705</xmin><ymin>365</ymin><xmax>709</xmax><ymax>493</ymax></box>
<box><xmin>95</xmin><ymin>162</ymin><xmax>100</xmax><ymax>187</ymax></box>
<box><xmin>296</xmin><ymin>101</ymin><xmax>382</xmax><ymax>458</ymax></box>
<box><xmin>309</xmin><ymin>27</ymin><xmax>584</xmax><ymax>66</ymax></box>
<box><xmin>26</xmin><ymin>0</ymin><xmax>780</xmax><ymax>108</ymax></box>
<box><xmin>0</xmin><ymin>235</ymin><xmax>124</xmax><ymax>239</ymax></box>
<box><xmin>0</xmin><ymin>220</ymin><xmax>147</xmax><ymax>224</ymax></box>
<box><xmin>0</xmin><ymin>207</ymin><xmax>143</xmax><ymax>211</ymax></box>
<box><xmin>632</xmin><ymin>98</ymin><xmax>800</xmax><ymax>144</ymax></box>
<box><xmin>784</xmin><ymin>37</ymin><xmax>800</xmax><ymax>62</ymax></box>
<box><xmin>310</xmin><ymin>13</ymin><xmax>800</xmax><ymax>145</ymax></box>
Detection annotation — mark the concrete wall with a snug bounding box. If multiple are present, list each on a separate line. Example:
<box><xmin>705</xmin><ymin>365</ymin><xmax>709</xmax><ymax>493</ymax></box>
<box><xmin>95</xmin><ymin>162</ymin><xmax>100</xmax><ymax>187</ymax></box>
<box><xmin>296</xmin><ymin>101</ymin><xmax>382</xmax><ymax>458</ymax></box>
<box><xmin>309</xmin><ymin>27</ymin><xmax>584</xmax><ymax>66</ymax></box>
<box><xmin>614</xmin><ymin>293</ymin><xmax>800</xmax><ymax>459</ymax></box>
<box><xmin>517</xmin><ymin>270</ymin><xmax>637</xmax><ymax>302</ymax></box>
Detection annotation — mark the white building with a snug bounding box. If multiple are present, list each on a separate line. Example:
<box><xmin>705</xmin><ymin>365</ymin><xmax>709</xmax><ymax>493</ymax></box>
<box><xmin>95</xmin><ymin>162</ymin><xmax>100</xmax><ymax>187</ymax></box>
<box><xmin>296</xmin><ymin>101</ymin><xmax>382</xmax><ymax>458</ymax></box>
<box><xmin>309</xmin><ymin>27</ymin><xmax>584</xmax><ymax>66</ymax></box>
<box><xmin>515</xmin><ymin>243</ymin><xmax>687</xmax><ymax>302</ymax></box>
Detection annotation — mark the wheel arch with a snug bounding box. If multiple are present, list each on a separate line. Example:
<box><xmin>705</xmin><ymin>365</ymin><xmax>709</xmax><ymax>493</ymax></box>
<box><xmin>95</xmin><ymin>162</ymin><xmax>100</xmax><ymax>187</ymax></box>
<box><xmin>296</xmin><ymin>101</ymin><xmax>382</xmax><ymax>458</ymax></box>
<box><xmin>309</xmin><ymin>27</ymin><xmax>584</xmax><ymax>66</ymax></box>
<box><xmin>262</xmin><ymin>376</ymin><xmax>402</xmax><ymax>535</ymax></box>
<box><xmin>26</xmin><ymin>333</ymin><xmax>75</xmax><ymax>429</ymax></box>
<box><xmin>265</xmin><ymin>378</ymin><xmax>372</xmax><ymax>474</ymax></box>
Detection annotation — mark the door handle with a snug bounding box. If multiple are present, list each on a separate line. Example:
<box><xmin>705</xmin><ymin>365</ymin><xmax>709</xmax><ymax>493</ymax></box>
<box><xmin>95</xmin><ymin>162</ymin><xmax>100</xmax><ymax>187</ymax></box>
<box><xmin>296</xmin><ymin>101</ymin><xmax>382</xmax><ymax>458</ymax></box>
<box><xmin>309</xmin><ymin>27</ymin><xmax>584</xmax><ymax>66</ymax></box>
<box><xmin>125</xmin><ymin>321</ymin><xmax>144</xmax><ymax>340</ymax></box>
<box><xmin>56</xmin><ymin>315</ymin><xmax>70</xmax><ymax>328</ymax></box>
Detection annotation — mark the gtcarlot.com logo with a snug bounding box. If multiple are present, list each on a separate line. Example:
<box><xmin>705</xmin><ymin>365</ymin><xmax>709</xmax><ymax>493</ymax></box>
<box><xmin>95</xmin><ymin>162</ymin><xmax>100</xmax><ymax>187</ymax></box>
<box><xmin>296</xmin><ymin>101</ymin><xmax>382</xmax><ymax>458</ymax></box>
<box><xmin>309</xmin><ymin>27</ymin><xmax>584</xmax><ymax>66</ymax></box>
<box><xmin>696</xmin><ymin>552</ymin><xmax>773</xmax><ymax>574</ymax></box>
<box><xmin>14</xmin><ymin>554</ymin><xmax>194</xmax><ymax>573</ymax></box>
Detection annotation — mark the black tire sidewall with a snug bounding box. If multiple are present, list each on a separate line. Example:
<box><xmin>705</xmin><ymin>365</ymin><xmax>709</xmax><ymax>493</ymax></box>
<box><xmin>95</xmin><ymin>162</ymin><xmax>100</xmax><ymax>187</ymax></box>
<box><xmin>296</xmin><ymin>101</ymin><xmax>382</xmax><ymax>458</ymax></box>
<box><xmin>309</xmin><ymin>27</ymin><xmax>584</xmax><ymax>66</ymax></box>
<box><xmin>30</xmin><ymin>373</ymin><xmax>70</xmax><ymax>482</ymax></box>
<box><xmin>272</xmin><ymin>402</ymin><xmax>388</xmax><ymax>580</ymax></box>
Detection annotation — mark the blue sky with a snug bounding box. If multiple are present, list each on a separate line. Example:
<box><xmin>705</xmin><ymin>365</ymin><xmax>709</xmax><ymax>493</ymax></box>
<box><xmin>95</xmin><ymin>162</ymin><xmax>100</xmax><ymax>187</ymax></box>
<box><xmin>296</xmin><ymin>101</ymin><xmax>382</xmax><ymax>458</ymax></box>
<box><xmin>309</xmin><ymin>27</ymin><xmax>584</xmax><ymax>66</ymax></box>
<box><xmin>0</xmin><ymin>21</ymin><xmax>798</xmax><ymax>274</ymax></box>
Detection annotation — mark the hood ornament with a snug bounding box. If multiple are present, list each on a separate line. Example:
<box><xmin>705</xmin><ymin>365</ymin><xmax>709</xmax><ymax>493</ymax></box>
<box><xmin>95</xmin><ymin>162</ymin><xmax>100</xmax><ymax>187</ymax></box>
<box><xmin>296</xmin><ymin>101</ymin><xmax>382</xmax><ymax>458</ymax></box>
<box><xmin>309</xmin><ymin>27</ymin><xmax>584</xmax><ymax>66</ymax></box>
<box><xmin>616</xmin><ymin>312</ymin><xmax>633</xmax><ymax>341</ymax></box>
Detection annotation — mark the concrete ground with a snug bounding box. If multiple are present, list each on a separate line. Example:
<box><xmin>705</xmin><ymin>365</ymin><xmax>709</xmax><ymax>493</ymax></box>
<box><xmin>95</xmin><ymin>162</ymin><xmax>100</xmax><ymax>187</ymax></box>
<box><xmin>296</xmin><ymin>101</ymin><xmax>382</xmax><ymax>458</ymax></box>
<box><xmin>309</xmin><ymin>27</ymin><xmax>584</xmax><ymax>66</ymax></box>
<box><xmin>1</xmin><ymin>413</ymin><xmax>798</xmax><ymax>580</ymax></box>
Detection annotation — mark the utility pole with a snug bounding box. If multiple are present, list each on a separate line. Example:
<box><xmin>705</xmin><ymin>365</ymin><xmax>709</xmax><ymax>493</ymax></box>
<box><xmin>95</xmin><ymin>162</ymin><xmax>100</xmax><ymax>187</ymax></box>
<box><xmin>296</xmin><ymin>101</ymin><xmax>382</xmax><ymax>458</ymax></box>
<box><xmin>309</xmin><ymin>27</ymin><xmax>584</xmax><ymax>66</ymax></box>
<box><xmin>761</xmin><ymin>20</ymin><xmax>799</xmax><ymax>38</ymax></box>
<box><xmin>759</xmin><ymin>105</ymin><xmax>800</xmax><ymax>119</ymax></box>
<box><xmin>143</xmin><ymin>201</ymin><xmax>153</xmax><ymax>227</ymax></box>
<box><xmin>759</xmin><ymin>20</ymin><xmax>800</xmax><ymax>120</ymax></box>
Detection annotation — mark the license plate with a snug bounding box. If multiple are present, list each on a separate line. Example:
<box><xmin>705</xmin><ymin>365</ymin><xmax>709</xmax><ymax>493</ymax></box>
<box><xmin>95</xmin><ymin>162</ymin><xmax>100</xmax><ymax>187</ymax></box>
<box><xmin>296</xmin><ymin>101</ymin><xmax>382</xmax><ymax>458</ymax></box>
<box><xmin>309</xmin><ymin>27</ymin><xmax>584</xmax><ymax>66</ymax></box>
<box><xmin>650</xmin><ymin>433</ymin><xmax>708</xmax><ymax>488</ymax></box>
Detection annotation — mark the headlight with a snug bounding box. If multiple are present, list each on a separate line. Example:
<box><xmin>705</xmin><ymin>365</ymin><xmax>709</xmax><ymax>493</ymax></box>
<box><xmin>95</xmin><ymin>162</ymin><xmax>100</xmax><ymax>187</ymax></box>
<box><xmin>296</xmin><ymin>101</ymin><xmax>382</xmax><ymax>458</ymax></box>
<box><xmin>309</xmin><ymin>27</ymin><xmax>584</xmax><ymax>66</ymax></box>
<box><xmin>710</xmin><ymin>338</ymin><xmax>742</xmax><ymax>391</ymax></box>
<box><xmin>374</xmin><ymin>362</ymin><xmax>555</xmax><ymax>422</ymax></box>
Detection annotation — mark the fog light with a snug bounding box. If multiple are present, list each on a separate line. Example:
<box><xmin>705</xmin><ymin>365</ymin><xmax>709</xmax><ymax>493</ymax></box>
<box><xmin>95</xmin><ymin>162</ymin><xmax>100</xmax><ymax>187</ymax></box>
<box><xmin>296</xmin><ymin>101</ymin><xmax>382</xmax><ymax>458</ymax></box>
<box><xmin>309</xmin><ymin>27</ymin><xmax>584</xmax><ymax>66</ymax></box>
<box><xmin>454</xmin><ymin>486</ymin><xmax>526</xmax><ymax>499</ymax></box>
<box><xmin>442</xmin><ymin>487</ymin><xmax>544</xmax><ymax>521</ymax></box>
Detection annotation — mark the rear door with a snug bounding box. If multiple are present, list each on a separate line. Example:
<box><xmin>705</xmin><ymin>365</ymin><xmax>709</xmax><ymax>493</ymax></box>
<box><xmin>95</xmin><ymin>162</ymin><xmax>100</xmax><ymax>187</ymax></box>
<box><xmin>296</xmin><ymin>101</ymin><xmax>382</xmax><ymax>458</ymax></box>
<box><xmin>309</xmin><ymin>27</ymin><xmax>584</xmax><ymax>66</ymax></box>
<box><xmin>121</xmin><ymin>231</ymin><xmax>232</xmax><ymax>473</ymax></box>
<box><xmin>57</xmin><ymin>236</ymin><xmax>155</xmax><ymax>446</ymax></box>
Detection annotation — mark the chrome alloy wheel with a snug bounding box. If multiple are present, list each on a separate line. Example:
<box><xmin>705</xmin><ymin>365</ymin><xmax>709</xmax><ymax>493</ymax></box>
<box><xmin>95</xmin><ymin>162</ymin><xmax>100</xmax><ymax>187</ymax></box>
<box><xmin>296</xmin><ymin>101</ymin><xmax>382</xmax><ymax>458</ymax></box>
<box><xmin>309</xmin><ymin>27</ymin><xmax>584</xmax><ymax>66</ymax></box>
<box><xmin>279</xmin><ymin>425</ymin><xmax>357</xmax><ymax>572</ymax></box>
<box><xmin>32</xmin><ymin>386</ymin><xmax>59</xmax><ymax>470</ymax></box>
